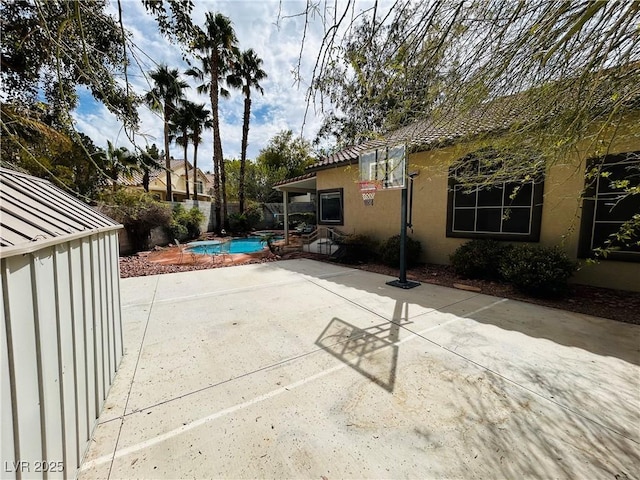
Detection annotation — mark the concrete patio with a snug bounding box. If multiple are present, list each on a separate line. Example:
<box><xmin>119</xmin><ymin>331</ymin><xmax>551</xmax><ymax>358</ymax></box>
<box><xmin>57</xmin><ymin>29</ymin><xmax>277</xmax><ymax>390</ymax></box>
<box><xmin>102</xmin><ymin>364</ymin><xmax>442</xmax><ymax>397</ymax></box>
<box><xmin>79</xmin><ymin>259</ymin><xmax>639</xmax><ymax>479</ymax></box>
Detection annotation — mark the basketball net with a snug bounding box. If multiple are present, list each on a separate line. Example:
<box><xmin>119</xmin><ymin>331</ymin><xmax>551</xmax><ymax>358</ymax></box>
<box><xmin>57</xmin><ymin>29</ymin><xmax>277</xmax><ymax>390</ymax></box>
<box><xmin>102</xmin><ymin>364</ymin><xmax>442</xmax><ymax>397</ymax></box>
<box><xmin>358</xmin><ymin>180</ymin><xmax>382</xmax><ymax>206</ymax></box>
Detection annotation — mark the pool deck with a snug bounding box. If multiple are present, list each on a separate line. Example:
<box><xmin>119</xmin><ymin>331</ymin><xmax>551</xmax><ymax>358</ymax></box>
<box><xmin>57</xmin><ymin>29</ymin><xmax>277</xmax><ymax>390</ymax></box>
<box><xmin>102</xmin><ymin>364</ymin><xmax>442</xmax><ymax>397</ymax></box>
<box><xmin>147</xmin><ymin>243</ymin><xmax>273</xmax><ymax>267</ymax></box>
<box><xmin>79</xmin><ymin>259</ymin><xmax>639</xmax><ymax>479</ymax></box>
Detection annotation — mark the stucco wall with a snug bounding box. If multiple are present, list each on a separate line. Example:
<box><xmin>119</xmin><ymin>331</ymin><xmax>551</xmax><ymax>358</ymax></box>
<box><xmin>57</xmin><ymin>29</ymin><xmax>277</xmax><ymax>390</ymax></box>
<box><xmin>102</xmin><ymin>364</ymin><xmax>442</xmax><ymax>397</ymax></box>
<box><xmin>315</xmin><ymin>116</ymin><xmax>640</xmax><ymax>292</ymax></box>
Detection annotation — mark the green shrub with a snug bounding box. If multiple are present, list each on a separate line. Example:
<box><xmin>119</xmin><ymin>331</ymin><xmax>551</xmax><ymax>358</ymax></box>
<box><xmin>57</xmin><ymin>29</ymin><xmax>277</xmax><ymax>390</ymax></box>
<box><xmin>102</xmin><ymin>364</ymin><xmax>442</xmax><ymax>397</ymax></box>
<box><xmin>380</xmin><ymin>234</ymin><xmax>422</xmax><ymax>268</ymax></box>
<box><xmin>499</xmin><ymin>244</ymin><xmax>578</xmax><ymax>297</ymax></box>
<box><xmin>168</xmin><ymin>221</ymin><xmax>188</xmax><ymax>241</ymax></box>
<box><xmin>449</xmin><ymin>239</ymin><xmax>511</xmax><ymax>280</ymax></box>
<box><xmin>333</xmin><ymin>234</ymin><xmax>378</xmax><ymax>264</ymax></box>
<box><xmin>97</xmin><ymin>189</ymin><xmax>171</xmax><ymax>252</ymax></box>
<box><xmin>229</xmin><ymin>204</ymin><xmax>263</xmax><ymax>233</ymax></box>
<box><xmin>170</xmin><ymin>204</ymin><xmax>204</xmax><ymax>241</ymax></box>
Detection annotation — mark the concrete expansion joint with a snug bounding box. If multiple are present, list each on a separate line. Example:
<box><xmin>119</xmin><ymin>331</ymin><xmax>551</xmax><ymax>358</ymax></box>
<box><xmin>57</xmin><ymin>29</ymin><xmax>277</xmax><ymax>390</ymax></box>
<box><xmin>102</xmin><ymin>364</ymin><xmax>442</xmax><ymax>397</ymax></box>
<box><xmin>105</xmin><ymin>275</ymin><xmax>160</xmax><ymax>479</ymax></box>
<box><xmin>151</xmin><ymin>278</ymin><xmax>310</xmax><ymax>305</ymax></box>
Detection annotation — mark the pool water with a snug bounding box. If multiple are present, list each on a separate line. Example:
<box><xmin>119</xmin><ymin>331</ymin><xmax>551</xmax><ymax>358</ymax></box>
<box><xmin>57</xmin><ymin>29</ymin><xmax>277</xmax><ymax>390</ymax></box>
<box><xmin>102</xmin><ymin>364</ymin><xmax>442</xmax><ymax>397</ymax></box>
<box><xmin>187</xmin><ymin>237</ymin><xmax>276</xmax><ymax>255</ymax></box>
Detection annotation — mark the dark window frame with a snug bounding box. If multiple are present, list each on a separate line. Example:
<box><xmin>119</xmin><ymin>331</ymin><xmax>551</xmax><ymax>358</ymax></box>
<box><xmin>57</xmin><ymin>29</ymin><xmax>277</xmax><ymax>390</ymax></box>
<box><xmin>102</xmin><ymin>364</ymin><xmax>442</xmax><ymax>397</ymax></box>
<box><xmin>318</xmin><ymin>188</ymin><xmax>344</xmax><ymax>225</ymax></box>
<box><xmin>446</xmin><ymin>155</ymin><xmax>544</xmax><ymax>241</ymax></box>
<box><xmin>578</xmin><ymin>151</ymin><xmax>640</xmax><ymax>263</ymax></box>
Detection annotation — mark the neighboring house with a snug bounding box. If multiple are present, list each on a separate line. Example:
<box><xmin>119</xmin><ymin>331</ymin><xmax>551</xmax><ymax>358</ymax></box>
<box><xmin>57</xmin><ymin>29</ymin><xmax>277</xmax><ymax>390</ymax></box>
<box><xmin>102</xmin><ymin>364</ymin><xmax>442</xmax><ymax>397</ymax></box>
<box><xmin>276</xmin><ymin>99</ymin><xmax>640</xmax><ymax>292</ymax></box>
<box><xmin>119</xmin><ymin>159</ymin><xmax>213</xmax><ymax>202</ymax></box>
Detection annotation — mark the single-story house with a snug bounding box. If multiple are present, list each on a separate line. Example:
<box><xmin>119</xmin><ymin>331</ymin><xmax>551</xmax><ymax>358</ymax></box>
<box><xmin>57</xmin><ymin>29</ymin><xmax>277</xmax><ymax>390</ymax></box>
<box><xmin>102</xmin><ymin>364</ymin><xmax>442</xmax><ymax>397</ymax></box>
<box><xmin>118</xmin><ymin>159</ymin><xmax>213</xmax><ymax>202</ymax></box>
<box><xmin>276</xmin><ymin>98</ymin><xmax>639</xmax><ymax>292</ymax></box>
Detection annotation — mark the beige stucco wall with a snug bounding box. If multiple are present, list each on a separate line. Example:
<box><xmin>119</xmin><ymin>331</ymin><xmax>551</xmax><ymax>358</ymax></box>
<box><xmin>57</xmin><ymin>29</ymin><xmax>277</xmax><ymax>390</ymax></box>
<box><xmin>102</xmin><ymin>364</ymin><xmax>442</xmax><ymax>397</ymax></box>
<box><xmin>316</xmin><ymin>114</ymin><xmax>640</xmax><ymax>291</ymax></box>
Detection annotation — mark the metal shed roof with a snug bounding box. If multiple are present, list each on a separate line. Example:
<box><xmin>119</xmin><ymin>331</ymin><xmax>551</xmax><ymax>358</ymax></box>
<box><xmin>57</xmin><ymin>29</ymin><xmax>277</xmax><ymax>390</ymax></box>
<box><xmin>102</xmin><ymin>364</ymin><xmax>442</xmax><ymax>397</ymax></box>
<box><xmin>0</xmin><ymin>167</ymin><xmax>121</xmax><ymax>258</ymax></box>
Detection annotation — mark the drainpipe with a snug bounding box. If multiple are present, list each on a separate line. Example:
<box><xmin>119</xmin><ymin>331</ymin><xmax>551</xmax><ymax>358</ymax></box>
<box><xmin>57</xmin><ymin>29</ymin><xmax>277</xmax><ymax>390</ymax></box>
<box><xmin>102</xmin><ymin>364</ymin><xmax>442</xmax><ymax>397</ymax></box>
<box><xmin>283</xmin><ymin>190</ymin><xmax>289</xmax><ymax>245</ymax></box>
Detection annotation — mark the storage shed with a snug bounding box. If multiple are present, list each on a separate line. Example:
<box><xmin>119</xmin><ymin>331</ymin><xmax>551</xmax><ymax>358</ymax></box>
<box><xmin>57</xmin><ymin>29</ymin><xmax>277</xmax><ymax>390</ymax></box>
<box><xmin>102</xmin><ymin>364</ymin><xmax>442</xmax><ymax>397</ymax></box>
<box><xmin>1</xmin><ymin>168</ymin><xmax>123</xmax><ymax>479</ymax></box>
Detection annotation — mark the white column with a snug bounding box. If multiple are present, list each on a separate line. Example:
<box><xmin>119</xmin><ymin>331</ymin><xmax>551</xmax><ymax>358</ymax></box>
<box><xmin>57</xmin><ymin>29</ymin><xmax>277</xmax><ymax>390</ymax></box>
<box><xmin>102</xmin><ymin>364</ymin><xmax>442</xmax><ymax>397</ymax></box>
<box><xmin>283</xmin><ymin>190</ymin><xmax>290</xmax><ymax>245</ymax></box>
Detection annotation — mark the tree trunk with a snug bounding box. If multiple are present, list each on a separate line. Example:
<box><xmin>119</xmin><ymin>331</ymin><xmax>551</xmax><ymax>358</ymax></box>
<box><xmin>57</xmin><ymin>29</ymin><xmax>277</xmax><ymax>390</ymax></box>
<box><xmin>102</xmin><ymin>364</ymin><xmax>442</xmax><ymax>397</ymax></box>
<box><xmin>221</xmin><ymin>155</ymin><xmax>229</xmax><ymax>231</ymax></box>
<box><xmin>143</xmin><ymin>170</ymin><xmax>150</xmax><ymax>192</ymax></box>
<box><xmin>239</xmin><ymin>91</ymin><xmax>251</xmax><ymax>213</ymax></box>
<box><xmin>182</xmin><ymin>131</ymin><xmax>189</xmax><ymax>200</ymax></box>
<box><xmin>210</xmin><ymin>54</ymin><xmax>222</xmax><ymax>233</ymax></box>
<box><xmin>192</xmin><ymin>141</ymin><xmax>199</xmax><ymax>203</ymax></box>
<box><xmin>164</xmin><ymin>112</ymin><xmax>172</xmax><ymax>201</ymax></box>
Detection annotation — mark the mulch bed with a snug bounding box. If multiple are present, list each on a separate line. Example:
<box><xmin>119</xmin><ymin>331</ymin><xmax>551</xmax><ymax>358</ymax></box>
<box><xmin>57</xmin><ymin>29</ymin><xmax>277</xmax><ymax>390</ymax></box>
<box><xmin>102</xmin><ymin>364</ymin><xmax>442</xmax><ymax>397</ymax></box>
<box><xmin>119</xmin><ymin>248</ymin><xmax>640</xmax><ymax>325</ymax></box>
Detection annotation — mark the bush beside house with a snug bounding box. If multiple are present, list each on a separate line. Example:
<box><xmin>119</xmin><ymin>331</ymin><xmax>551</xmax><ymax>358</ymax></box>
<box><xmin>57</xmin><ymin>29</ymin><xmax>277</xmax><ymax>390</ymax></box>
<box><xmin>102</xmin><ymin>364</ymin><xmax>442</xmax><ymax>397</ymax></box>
<box><xmin>500</xmin><ymin>244</ymin><xmax>578</xmax><ymax>297</ymax></box>
<box><xmin>450</xmin><ymin>239</ymin><xmax>578</xmax><ymax>297</ymax></box>
<box><xmin>449</xmin><ymin>239</ymin><xmax>510</xmax><ymax>280</ymax></box>
<box><xmin>380</xmin><ymin>235</ymin><xmax>422</xmax><ymax>268</ymax></box>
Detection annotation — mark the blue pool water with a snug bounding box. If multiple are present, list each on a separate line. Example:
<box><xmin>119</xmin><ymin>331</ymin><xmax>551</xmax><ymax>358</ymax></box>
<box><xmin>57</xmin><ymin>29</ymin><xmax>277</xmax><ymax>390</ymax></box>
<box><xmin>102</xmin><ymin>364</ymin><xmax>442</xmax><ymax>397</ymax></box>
<box><xmin>187</xmin><ymin>237</ymin><xmax>277</xmax><ymax>255</ymax></box>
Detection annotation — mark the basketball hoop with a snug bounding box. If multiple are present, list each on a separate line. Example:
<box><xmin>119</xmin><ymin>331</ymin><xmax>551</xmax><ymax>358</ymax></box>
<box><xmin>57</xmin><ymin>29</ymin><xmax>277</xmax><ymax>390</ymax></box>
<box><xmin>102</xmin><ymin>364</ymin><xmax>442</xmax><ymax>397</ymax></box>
<box><xmin>358</xmin><ymin>180</ymin><xmax>382</xmax><ymax>206</ymax></box>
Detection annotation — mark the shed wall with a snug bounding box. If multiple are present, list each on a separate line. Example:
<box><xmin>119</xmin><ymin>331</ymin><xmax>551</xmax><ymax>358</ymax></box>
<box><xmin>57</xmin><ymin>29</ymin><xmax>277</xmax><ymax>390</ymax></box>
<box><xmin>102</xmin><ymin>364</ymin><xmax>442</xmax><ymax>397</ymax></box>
<box><xmin>2</xmin><ymin>230</ymin><xmax>122</xmax><ymax>479</ymax></box>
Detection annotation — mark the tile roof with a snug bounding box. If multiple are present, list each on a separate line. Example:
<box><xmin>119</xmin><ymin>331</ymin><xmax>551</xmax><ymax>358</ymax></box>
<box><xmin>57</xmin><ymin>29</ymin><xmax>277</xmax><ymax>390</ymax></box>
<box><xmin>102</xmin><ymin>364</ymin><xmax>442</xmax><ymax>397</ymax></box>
<box><xmin>273</xmin><ymin>172</ymin><xmax>316</xmax><ymax>187</ymax></box>
<box><xmin>307</xmin><ymin>94</ymin><xmax>534</xmax><ymax>171</ymax></box>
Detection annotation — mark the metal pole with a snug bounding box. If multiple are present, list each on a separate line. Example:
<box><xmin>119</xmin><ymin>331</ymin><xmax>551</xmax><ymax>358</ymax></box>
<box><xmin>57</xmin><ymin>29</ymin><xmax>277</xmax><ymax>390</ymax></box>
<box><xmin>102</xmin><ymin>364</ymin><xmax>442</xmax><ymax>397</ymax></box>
<box><xmin>399</xmin><ymin>186</ymin><xmax>408</xmax><ymax>283</ymax></box>
<box><xmin>387</xmin><ymin>180</ymin><xmax>420</xmax><ymax>289</ymax></box>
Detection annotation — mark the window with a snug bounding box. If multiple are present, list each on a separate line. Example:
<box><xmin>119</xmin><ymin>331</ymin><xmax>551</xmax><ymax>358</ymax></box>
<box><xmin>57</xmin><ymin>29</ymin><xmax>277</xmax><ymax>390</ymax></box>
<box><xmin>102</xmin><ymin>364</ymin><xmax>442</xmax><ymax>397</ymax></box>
<box><xmin>446</xmin><ymin>151</ymin><xmax>544</xmax><ymax>241</ymax></box>
<box><xmin>196</xmin><ymin>181</ymin><xmax>204</xmax><ymax>194</ymax></box>
<box><xmin>579</xmin><ymin>152</ymin><xmax>640</xmax><ymax>261</ymax></box>
<box><xmin>318</xmin><ymin>188</ymin><xmax>343</xmax><ymax>225</ymax></box>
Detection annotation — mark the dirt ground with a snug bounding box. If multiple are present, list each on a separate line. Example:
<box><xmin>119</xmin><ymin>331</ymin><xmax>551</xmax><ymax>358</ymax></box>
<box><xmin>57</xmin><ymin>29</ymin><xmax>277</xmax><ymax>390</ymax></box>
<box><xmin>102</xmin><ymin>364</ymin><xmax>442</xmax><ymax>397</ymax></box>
<box><xmin>119</xmin><ymin>246</ymin><xmax>640</xmax><ymax>325</ymax></box>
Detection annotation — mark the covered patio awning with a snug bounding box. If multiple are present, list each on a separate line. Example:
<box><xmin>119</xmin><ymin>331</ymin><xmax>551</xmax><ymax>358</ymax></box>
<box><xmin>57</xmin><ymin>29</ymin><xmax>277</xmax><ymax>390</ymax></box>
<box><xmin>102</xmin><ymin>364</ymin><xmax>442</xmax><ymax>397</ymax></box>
<box><xmin>274</xmin><ymin>172</ymin><xmax>317</xmax><ymax>193</ymax></box>
<box><xmin>274</xmin><ymin>173</ymin><xmax>317</xmax><ymax>244</ymax></box>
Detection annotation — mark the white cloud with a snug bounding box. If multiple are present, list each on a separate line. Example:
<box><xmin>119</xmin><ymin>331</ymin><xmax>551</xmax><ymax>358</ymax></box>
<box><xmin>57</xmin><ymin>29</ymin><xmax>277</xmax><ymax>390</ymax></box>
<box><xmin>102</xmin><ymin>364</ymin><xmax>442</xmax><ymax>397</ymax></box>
<box><xmin>73</xmin><ymin>0</ymin><xmax>330</xmax><ymax>171</ymax></box>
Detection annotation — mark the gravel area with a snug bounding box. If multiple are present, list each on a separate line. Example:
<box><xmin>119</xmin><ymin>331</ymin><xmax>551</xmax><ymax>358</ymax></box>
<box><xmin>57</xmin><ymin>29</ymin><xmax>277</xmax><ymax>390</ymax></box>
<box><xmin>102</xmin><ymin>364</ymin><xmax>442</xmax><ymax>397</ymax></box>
<box><xmin>119</xmin><ymin>249</ymin><xmax>640</xmax><ymax>325</ymax></box>
<box><xmin>118</xmin><ymin>249</ymin><xmax>279</xmax><ymax>278</ymax></box>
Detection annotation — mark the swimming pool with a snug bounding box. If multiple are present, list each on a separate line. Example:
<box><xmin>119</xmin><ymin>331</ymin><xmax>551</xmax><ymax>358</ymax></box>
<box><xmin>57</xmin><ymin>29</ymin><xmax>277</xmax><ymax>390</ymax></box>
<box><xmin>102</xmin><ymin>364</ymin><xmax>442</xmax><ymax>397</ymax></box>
<box><xmin>187</xmin><ymin>237</ymin><xmax>276</xmax><ymax>255</ymax></box>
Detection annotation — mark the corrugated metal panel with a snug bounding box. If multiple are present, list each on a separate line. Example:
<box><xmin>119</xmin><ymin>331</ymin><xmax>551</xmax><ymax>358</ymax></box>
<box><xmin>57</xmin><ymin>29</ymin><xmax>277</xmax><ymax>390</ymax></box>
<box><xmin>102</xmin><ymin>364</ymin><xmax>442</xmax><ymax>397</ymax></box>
<box><xmin>1</xmin><ymin>167</ymin><xmax>123</xmax><ymax>479</ymax></box>
<box><xmin>1</xmin><ymin>293</ymin><xmax>16</xmax><ymax>480</ymax></box>
<box><xmin>0</xmin><ymin>168</ymin><xmax>121</xmax><ymax>256</ymax></box>
<box><xmin>2</xmin><ymin>232</ymin><xmax>122</xmax><ymax>479</ymax></box>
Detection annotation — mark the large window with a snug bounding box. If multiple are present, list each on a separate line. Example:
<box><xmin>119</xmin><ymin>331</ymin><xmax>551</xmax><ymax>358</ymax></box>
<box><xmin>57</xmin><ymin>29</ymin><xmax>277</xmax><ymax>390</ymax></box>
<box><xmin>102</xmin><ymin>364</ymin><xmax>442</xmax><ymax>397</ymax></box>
<box><xmin>446</xmin><ymin>151</ymin><xmax>544</xmax><ymax>241</ymax></box>
<box><xmin>579</xmin><ymin>152</ymin><xmax>640</xmax><ymax>261</ymax></box>
<box><xmin>318</xmin><ymin>188</ymin><xmax>343</xmax><ymax>225</ymax></box>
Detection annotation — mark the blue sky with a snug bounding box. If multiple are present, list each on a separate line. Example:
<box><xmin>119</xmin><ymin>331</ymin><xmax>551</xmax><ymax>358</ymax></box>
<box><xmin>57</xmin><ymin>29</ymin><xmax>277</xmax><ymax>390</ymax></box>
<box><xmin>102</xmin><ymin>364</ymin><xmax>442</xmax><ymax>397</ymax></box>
<box><xmin>72</xmin><ymin>0</ymin><xmax>336</xmax><ymax>174</ymax></box>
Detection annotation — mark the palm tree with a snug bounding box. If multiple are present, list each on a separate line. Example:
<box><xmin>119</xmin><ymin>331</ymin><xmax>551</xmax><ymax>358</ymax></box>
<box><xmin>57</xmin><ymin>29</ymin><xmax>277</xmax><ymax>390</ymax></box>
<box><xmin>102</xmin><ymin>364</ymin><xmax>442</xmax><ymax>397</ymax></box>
<box><xmin>187</xmin><ymin>103</ymin><xmax>212</xmax><ymax>201</ymax></box>
<box><xmin>190</xmin><ymin>12</ymin><xmax>238</xmax><ymax>232</ymax></box>
<box><xmin>169</xmin><ymin>101</ymin><xmax>195</xmax><ymax>199</ymax></box>
<box><xmin>145</xmin><ymin>65</ymin><xmax>188</xmax><ymax>201</ymax></box>
<box><xmin>140</xmin><ymin>144</ymin><xmax>162</xmax><ymax>192</ymax></box>
<box><xmin>227</xmin><ymin>49</ymin><xmax>267</xmax><ymax>213</ymax></box>
<box><xmin>104</xmin><ymin>141</ymin><xmax>138</xmax><ymax>191</ymax></box>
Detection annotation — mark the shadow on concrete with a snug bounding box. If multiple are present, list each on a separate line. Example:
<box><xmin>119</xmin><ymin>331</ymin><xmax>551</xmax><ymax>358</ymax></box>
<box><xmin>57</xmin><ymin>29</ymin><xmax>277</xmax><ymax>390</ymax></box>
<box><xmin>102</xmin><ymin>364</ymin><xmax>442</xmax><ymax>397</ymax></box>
<box><xmin>273</xmin><ymin>259</ymin><xmax>640</xmax><ymax>476</ymax></box>
<box><xmin>315</xmin><ymin>316</ymin><xmax>405</xmax><ymax>392</ymax></box>
<box><xmin>273</xmin><ymin>260</ymin><xmax>640</xmax><ymax>366</ymax></box>
<box><xmin>409</xmin><ymin>356</ymin><xmax>640</xmax><ymax>478</ymax></box>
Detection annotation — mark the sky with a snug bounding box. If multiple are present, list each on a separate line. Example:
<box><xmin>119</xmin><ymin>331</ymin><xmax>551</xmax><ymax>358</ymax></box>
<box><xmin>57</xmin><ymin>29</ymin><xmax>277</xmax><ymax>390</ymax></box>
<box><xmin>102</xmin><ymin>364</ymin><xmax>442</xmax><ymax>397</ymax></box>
<box><xmin>72</xmin><ymin>0</ymin><xmax>342</xmax><ymax>174</ymax></box>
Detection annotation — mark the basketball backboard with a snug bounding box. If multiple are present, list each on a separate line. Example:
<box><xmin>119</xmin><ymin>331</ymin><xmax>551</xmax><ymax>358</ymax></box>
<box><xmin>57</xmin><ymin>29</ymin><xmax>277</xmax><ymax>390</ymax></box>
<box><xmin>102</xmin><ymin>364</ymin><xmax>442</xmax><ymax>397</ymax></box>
<box><xmin>359</xmin><ymin>144</ymin><xmax>407</xmax><ymax>189</ymax></box>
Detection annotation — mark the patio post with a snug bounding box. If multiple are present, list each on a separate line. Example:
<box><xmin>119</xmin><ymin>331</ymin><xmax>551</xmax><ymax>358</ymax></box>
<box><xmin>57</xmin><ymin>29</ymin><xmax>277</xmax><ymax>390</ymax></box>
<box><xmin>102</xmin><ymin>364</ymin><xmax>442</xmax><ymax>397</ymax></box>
<box><xmin>283</xmin><ymin>190</ymin><xmax>289</xmax><ymax>245</ymax></box>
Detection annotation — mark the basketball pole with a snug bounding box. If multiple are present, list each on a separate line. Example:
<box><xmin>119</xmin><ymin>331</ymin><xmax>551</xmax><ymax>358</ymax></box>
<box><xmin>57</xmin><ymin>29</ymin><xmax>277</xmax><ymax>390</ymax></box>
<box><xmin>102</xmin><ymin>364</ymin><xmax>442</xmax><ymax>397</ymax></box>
<box><xmin>387</xmin><ymin>172</ymin><xmax>420</xmax><ymax>289</ymax></box>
